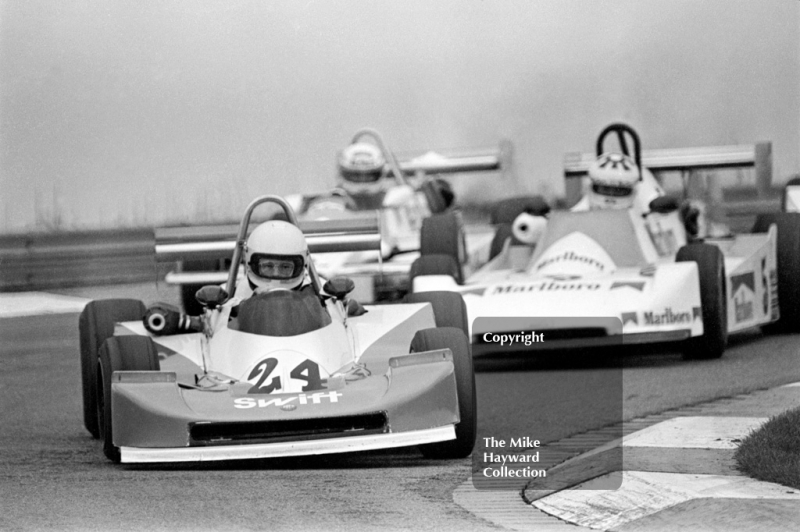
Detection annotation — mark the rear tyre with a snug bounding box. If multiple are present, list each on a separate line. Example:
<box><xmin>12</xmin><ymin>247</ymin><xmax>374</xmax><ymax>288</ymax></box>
<box><xmin>676</xmin><ymin>244</ymin><xmax>727</xmax><ymax>359</ymax></box>
<box><xmin>419</xmin><ymin>212</ymin><xmax>466</xmax><ymax>283</ymax></box>
<box><xmin>405</xmin><ymin>291</ymin><xmax>469</xmax><ymax>338</ymax></box>
<box><xmin>412</xmin><ymin>328</ymin><xmax>476</xmax><ymax>459</ymax></box>
<box><xmin>753</xmin><ymin>213</ymin><xmax>800</xmax><ymax>333</ymax></box>
<box><xmin>97</xmin><ymin>336</ymin><xmax>160</xmax><ymax>462</ymax></box>
<box><xmin>79</xmin><ymin>299</ymin><xmax>146</xmax><ymax>439</ymax></box>
<box><xmin>489</xmin><ymin>195</ymin><xmax>550</xmax><ymax>225</ymax></box>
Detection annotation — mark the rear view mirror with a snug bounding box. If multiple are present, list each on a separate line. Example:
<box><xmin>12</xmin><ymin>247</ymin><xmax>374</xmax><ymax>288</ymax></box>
<box><xmin>323</xmin><ymin>277</ymin><xmax>355</xmax><ymax>300</ymax></box>
<box><xmin>195</xmin><ymin>285</ymin><xmax>229</xmax><ymax>310</ymax></box>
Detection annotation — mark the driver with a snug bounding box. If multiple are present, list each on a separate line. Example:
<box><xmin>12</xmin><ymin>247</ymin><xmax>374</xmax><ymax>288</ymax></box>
<box><xmin>336</xmin><ymin>142</ymin><xmax>388</xmax><ymax>210</ymax></box>
<box><xmin>581</xmin><ymin>152</ymin><xmax>703</xmax><ymax>240</ymax></box>
<box><xmin>572</xmin><ymin>152</ymin><xmax>660</xmax><ymax>213</ymax></box>
<box><xmin>507</xmin><ymin>153</ymin><xmax>646</xmax><ymax>249</ymax></box>
<box><xmin>143</xmin><ymin>220</ymin><xmax>364</xmax><ymax>335</ymax></box>
<box><xmin>335</xmin><ymin>140</ymin><xmax>455</xmax><ymax>215</ymax></box>
<box><xmin>244</xmin><ymin>220</ymin><xmax>309</xmax><ymax>294</ymax></box>
<box><xmin>240</xmin><ymin>219</ymin><xmax>365</xmax><ymax>317</ymax></box>
<box><xmin>510</xmin><ymin>151</ymin><xmax>701</xmax><ymax>250</ymax></box>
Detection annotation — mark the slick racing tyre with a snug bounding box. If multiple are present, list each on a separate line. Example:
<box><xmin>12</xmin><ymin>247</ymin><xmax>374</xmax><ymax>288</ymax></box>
<box><xmin>676</xmin><ymin>243</ymin><xmax>727</xmax><ymax>359</ymax></box>
<box><xmin>409</xmin><ymin>254</ymin><xmax>460</xmax><ymax>287</ymax></box>
<box><xmin>405</xmin><ymin>291</ymin><xmax>469</xmax><ymax>339</ymax></box>
<box><xmin>419</xmin><ymin>212</ymin><xmax>466</xmax><ymax>283</ymax></box>
<box><xmin>753</xmin><ymin>213</ymin><xmax>800</xmax><ymax>333</ymax></box>
<box><xmin>79</xmin><ymin>299</ymin><xmax>146</xmax><ymax>439</ymax></box>
<box><xmin>97</xmin><ymin>336</ymin><xmax>160</xmax><ymax>462</ymax></box>
<box><xmin>412</xmin><ymin>328</ymin><xmax>476</xmax><ymax>459</ymax></box>
<box><xmin>489</xmin><ymin>224</ymin><xmax>516</xmax><ymax>260</ymax></box>
<box><xmin>179</xmin><ymin>259</ymin><xmax>221</xmax><ymax>316</ymax></box>
<box><xmin>489</xmin><ymin>195</ymin><xmax>550</xmax><ymax>225</ymax></box>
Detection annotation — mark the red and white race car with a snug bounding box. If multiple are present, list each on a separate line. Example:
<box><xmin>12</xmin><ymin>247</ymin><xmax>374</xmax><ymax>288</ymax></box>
<box><xmin>80</xmin><ymin>195</ymin><xmax>475</xmax><ymax>463</ymax></box>
<box><xmin>410</xmin><ymin>124</ymin><xmax>800</xmax><ymax>359</ymax></box>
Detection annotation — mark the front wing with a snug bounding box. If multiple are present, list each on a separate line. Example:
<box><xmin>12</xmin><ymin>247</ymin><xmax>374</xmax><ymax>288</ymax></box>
<box><xmin>417</xmin><ymin>263</ymin><xmax>706</xmax><ymax>353</ymax></box>
<box><xmin>111</xmin><ymin>350</ymin><xmax>459</xmax><ymax>463</ymax></box>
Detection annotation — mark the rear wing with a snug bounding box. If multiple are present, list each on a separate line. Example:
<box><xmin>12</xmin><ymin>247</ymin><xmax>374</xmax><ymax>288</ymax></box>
<box><xmin>347</xmin><ymin>127</ymin><xmax>511</xmax><ymax>183</ymax></box>
<box><xmin>156</xmin><ymin>213</ymin><xmax>381</xmax><ymax>273</ymax></box>
<box><xmin>394</xmin><ymin>141</ymin><xmax>512</xmax><ymax>178</ymax></box>
<box><xmin>563</xmin><ymin>141</ymin><xmax>773</xmax><ymax>207</ymax></box>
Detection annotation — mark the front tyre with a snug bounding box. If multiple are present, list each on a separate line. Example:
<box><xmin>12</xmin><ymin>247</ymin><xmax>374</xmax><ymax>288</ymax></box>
<box><xmin>405</xmin><ymin>291</ymin><xmax>469</xmax><ymax>339</ymax></box>
<box><xmin>419</xmin><ymin>212</ymin><xmax>466</xmax><ymax>283</ymax></box>
<box><xmin>97</xmin><ymin>336</ymin><xmax>160</xmax><ymax>462</ymax></box>
<box><xmin>79</xmin><ymin>299</ymin><xmax>145</xmax><ymax>438</ymax></box>
<box><xmin>412</xmin><ymin>328</ymin><xmax>476</xmax><ymax>459</ymax></box>
<box><xmin>677</xmin><ymin>243</ymin><xmax>727</xmax><ymax>359</ymax></box>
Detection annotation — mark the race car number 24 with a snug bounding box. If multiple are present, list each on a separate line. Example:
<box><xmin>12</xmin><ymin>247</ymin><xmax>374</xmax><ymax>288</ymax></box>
<box><xmin>247</xmin><ymin>357</ymin><xmax>323</xmax><ymax>394</ymax></box>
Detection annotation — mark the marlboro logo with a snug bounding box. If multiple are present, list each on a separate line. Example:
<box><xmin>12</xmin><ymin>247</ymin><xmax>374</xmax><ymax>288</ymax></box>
<box><xmin>535</xmin><ymin>250</ymin><xmax>608</xmax><ymax>272</ymax></box>
<box><xmin>621</xmin><ymin>312</ymin><xmax>638</xmax><ymax>326</ymax></box>
<box><xmin>730</xmin><ymin>272</ymin><xmax>755</xmax><ymax>293</ymax></box>
<box><xmin>643</xmin><ymin>307</ymin><xmax>692</xmax><ymax>325</ymax></box>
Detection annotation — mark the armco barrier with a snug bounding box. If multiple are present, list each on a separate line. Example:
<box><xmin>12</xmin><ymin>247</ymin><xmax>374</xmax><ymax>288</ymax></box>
<box><xmin>0</xmin><ymin>191</ymin><xmax>783</xmax><ymax>292</ymax></box>
<box><xmin>0</xmin><ymin>229</ymin><xmax>161</xmax><ymax>291</ymax></box>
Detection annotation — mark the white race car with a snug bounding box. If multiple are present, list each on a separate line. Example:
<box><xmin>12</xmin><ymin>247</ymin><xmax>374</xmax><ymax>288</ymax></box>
<box><xmin>410</xmin><ymin>125</ymin><xmax>800</xmax><ymax>359</ymax></box>
<box><xmin>158</xmin><ymin>128</ymin><xmax>505</xmax><ymax>313</ymax></box>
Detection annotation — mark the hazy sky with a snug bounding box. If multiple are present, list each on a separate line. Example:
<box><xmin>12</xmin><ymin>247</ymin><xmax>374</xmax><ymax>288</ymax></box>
<box><xmin>1</xmin><ymin>0</ymin><xmax>798</xmax><ymax>232</ymax></box>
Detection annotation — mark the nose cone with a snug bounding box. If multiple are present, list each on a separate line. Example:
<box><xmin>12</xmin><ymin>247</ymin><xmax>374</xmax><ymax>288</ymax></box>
<box><xmin>529</xmin><ymin>231</ymin><xmax>617</xmax><ymax>277</ymax></box>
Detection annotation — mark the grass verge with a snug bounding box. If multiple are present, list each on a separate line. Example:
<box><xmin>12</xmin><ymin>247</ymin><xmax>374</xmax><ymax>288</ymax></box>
<box><xmin>735</xmin><ymin>406</ymin><xmax>800</xmax><ymax>490</ymax></box>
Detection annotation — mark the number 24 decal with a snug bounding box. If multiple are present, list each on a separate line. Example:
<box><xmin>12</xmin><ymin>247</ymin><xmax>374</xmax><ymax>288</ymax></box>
<box><xmin>247</xmin><ymin>358</ymin><xmax>323</xmax><ymax>394</ymax></box>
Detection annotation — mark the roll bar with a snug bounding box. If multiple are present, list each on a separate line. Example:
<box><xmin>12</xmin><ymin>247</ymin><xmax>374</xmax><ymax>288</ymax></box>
<box><xmin>225</xmin><ymin>195</ymin><xmax>324</xmax><ymax>298</ymax></box>
<box><xmin>596</xmin><ymin>122</ymin><xmax>642</xmax><ymax>177</ymax></box>
<box><xmin>350</xmin><ymin>128</ymin><xmax>409</xmax><ymax>187</ymax></box>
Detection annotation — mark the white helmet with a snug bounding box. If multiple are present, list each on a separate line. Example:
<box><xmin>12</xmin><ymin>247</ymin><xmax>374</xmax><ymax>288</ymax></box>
<box><xmin>587</xmin><ymin>153</ymin><xmax>640</xmax><ymax>210</ymax></box>
<box><xmin>244</xmin><ymin>221</ymin><xmax>308</xmax><ymax>292</ymax></box>
<box><xmin>337</xmin><ymin>142</ymin><xmax>386</xmax><ymax>195</ymax></box>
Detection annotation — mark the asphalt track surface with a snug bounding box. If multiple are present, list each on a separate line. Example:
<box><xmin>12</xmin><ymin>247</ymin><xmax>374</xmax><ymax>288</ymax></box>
<box><xmin>2</xmin><ymin>283</ymin><xmax>800</xmax><ymax>531</ymax></box>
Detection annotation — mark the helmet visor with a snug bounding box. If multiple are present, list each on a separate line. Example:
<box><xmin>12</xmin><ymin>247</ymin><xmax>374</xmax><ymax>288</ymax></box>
<box><xmin>341</xmin><ymin>169</ymin><xmax>382</xmax><ymax>183</ymax></box>
<box><xmin>592</xmin><ymin>183</ymin><xmax>634</xmax><ymax>198</ymax></box>
<box><xmin>248</xmin><ymin>253</ymin><xmax>304</xmax><ymax>280</ymax></box>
